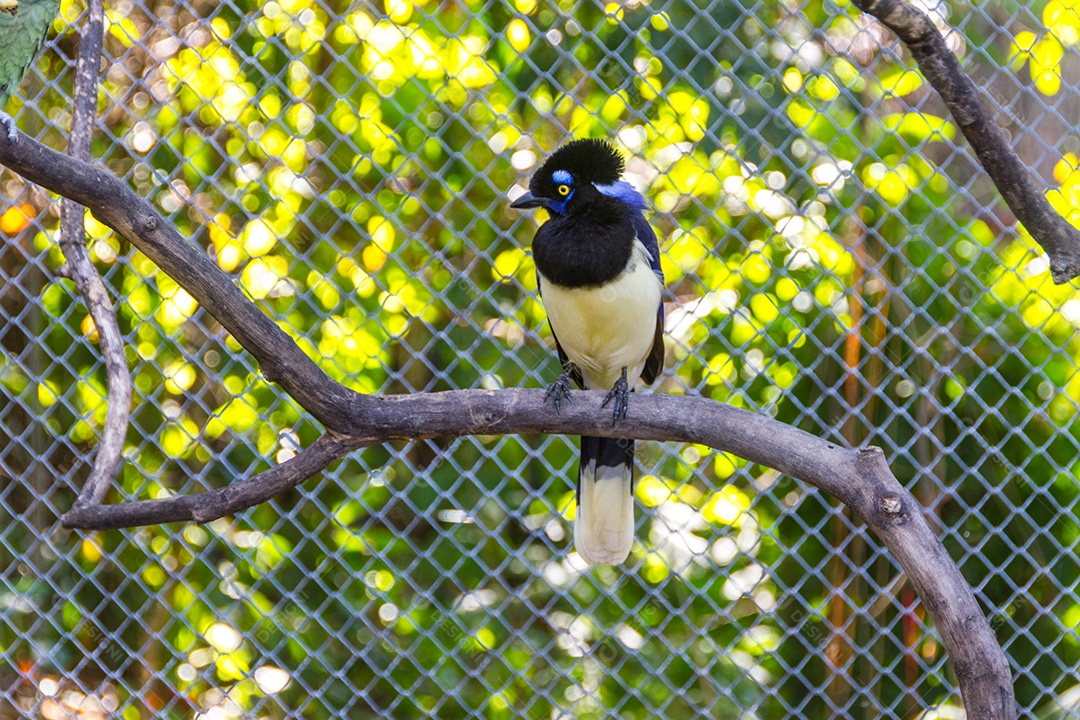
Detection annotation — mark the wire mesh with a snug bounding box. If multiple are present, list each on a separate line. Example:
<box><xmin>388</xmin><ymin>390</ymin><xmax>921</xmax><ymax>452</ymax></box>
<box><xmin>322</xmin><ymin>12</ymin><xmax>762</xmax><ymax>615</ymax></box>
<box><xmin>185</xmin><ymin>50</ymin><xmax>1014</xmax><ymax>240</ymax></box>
<box><xmin>1</xmin><ymin>0</ymin><xmax>1078</xmax><ymax>717</ymax></box>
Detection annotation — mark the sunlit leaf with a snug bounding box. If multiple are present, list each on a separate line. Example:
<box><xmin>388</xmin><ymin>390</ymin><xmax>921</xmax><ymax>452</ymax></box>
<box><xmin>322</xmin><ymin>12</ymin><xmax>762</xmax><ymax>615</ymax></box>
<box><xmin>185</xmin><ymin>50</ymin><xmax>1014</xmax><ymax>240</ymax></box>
<box><xmin>882</xmin><ymin>112</ymin><xmax>956</xmax><ymax>142</ymax></box>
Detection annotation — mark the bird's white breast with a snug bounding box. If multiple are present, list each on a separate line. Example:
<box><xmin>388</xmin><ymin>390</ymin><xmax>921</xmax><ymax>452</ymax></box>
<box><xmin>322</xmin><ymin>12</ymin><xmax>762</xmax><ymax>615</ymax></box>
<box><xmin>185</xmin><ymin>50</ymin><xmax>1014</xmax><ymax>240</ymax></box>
<box><xmin>538</xmin><ymin>240</ymin><xmax>662</xmax><ymax>391</ymax></box>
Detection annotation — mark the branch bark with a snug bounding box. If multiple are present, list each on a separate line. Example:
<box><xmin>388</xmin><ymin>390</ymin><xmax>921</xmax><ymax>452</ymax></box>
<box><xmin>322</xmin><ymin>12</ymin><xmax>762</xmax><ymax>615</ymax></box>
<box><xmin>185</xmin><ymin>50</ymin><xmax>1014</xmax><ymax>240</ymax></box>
<box><xmin>56</xmin><ymin>0</ymin><xmax>129</xmax><ymax>507</ymax></box>
<box><xmin>0</xmin><ymin>131</ymin><xmax>1016</xmax><ymax>717</ymax></box>
<box><xmin>851</xmin><ymin>0</ymin><xmax>1080</xmax><ymax>284</ymax></box>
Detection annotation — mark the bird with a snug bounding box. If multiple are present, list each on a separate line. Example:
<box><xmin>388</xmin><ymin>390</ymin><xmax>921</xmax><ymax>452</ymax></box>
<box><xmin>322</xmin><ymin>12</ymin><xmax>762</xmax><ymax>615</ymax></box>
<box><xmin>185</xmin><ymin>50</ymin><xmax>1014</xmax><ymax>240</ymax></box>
<box><xmin>511</xmin><ymin>138</ymin><xmax>664</xmax><ymax>566</ymax></box>
<box><xmin>0</xmin><ymin>0</ymin><xmax>61</xmax><ymax>143</ymax></box>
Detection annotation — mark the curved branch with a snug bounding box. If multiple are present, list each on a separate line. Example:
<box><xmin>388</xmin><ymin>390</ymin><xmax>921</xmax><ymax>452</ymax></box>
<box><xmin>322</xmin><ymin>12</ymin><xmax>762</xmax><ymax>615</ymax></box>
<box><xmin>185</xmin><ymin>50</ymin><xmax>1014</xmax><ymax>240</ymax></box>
<box><xmin>851</xmin><ymin>0</ymin><xmax>1080</xmax><ymax>284</ymax></box>
<box><xmin>0</xmin><ymin>132</ymin><xmax>1016</xmax><ymax>717</ymax></box>
<box><xmin>57</xmin><ymin>0</ymin><xmax>128</xmax><ymax>507</ymax></box>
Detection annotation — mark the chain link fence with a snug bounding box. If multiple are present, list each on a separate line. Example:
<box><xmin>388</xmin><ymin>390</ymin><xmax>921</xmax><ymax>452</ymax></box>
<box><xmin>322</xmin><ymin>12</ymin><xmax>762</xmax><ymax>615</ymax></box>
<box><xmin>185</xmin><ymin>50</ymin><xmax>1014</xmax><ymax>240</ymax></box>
<box><xmin>1</xmin><ymin>0</ymin><xmax>1079</xmax><ymax>716</ymax></box>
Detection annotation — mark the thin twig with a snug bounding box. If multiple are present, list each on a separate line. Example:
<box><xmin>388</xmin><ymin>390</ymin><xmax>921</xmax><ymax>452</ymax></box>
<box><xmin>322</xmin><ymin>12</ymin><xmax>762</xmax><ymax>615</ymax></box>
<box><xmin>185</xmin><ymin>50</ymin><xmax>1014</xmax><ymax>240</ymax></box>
<box><xmin>850</xmin><ymin>0</ymin><xmax>1080</xmax><ymax>284</ymax></box>
<box><xmin>62</xmin><ymin>431</ymin><xmax>367</xmax><ymax>529</ymax></box>
<box><xmin>56</xmin><ymin>0</ymin><xmax>129</xmax><ymax>507</ymax></box>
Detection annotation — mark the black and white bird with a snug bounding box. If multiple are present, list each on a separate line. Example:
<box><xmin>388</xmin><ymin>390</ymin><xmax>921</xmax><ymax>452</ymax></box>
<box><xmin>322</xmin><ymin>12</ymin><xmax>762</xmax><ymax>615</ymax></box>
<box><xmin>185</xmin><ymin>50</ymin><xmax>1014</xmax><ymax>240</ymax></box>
<box><xmin>511</xmin><ymin>139</ymin><xmax>665</xmax><ymax>565</ymax></box>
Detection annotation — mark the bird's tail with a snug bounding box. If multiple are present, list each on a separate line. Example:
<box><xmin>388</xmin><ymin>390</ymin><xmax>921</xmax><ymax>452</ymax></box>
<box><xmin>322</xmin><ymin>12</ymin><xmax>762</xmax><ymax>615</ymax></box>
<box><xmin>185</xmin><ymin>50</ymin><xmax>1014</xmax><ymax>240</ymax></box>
<box><xmin>574</xmin><ymin>436</ymin><xmax>635</xmax><ymax>565</ymax></box>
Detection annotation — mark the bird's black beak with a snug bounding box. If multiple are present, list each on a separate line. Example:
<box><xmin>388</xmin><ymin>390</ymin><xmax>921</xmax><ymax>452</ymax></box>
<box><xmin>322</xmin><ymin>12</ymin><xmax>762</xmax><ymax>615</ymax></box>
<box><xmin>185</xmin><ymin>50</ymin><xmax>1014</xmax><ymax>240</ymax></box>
<box><xmin>510</xmin><ymin>192</ymin><xmax>547</xmax><ymax>210</ymax></box>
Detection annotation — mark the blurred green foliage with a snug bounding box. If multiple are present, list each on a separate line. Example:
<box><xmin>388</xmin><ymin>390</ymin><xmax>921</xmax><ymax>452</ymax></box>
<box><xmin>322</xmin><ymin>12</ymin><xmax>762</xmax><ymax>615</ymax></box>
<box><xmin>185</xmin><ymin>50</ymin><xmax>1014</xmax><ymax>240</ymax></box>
<box><xmin>2</xmin><ymin>0</ymin><xmax>1080</xmax><ymax>717</ymax></box>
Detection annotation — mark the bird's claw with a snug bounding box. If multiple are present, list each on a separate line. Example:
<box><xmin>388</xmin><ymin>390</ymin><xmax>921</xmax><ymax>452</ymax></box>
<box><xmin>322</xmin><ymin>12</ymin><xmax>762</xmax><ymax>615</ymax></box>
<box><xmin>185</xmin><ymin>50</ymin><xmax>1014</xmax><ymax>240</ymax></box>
<box><xmin>600</xmin><ymin>369</ymin><xmax>630</xmax><ymax>426</ymax></box>
<box><xmin>1</xmin><ymin>113</ymin><xmax>17</xmax><ymax>144</ymax></box>
<box><xmin>545</xmin><ymin>370</ymin><xmax>573</xmax><ymax>414</ymax></box>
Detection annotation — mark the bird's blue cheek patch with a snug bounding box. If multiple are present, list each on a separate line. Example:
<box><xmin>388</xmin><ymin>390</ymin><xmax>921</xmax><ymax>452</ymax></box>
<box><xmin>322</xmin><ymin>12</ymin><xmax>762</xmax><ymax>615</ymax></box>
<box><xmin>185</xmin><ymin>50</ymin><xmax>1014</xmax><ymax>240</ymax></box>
<box><xmin>548</xmin><ymin>189</ymin><xmax>574</xmax><ymax>215</ymax></box>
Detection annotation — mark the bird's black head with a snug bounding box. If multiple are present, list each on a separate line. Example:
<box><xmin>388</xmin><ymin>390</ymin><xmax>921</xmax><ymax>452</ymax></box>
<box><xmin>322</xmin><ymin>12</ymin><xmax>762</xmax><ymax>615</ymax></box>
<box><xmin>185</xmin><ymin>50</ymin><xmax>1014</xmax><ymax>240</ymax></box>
<box><xmin>510</xmin><ymin>139</ymin><xmax>631</xmax><ymax>216</ymax></box>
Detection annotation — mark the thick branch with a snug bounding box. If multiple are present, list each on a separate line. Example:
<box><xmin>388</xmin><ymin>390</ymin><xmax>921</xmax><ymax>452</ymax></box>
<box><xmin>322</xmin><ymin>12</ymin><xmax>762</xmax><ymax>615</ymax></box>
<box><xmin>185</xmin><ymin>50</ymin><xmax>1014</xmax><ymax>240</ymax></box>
<box><xmin>0</xmin><ymin>132</ymin><xmax>1015</xmax><ymax>716</ymax></box>
<box><xmin>851</xmin><ymin>0</ymin><xmax>1080</xmax><ymax>284</ymax></box>
<box><xmin>58</xmin><ymin>0</ymin><xmax>128</xmax><ymax>507</ymax></box>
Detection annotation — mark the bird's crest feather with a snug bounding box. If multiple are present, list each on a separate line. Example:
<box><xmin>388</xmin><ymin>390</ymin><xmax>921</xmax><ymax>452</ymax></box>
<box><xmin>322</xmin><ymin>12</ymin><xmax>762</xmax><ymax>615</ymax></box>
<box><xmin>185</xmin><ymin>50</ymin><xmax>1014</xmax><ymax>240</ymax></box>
<box><xmin>536</xmin><ymin>139</ymin><xmax>625</xmax><ymax>186</ymax></box>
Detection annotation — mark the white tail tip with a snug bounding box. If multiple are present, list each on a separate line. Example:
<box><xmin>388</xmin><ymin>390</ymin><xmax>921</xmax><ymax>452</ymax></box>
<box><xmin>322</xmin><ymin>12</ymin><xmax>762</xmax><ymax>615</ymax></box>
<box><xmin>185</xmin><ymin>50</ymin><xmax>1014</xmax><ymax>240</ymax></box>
<box><xmin>574</xmin><ymin>464</ymin><xmax>634</xmax><ymax>565</ymax></box>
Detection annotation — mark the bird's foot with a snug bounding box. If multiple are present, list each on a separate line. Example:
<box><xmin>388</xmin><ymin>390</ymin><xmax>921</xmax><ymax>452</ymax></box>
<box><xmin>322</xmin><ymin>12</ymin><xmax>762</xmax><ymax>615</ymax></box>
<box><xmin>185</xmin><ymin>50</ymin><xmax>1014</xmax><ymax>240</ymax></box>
<box><xmin>1</xmin><ymin>112</ymin><xmax>17</xmax><ymax>144</ymax></box>
<box><xmin>600</xmin><ymin>368</ymin><xmax>630</xmax><ymax>426</ymax></box>
<box><xmin>0</xmin><ymin>0</ymin><xmax>17</xmax><ymax>16</ymax></box>
<box><xmin>544</xmin><ymin>367</ymin><xmax>574</xmax><ymax>414</ymax></box>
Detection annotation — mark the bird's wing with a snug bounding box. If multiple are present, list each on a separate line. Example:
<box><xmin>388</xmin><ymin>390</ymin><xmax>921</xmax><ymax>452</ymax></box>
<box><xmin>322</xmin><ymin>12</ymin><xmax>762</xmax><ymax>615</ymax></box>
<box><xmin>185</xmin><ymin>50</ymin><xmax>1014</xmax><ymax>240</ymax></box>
<box><xmin>536</xmin><ymin>267</ymin><xmax>584</xmax><ymax>388</ymax></box>
<box><xmin>632</xmin><ymin>214</ymin><xmax>665</xmax><ymax>385</ymax></box>
<box><xmin>632</xmin><ymin>214</ymin><xmax>664</xmax><ymax>282</ymax></box>
<box><xmin>641</xmin><ymin>314</ymin><xmax>665</xmax><ymax>385</ymax></box>
<box><xmin>0</xmin><ymin>0</ymin><xmax>61</xmax><ymax>106</ymax></box>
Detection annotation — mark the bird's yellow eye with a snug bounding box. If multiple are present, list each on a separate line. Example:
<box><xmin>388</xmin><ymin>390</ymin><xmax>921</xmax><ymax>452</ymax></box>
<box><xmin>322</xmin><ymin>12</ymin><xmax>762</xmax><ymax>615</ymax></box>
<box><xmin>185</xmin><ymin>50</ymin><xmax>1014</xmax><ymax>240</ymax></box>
<box><xmin>557</xmin><ymin>184</ymin><xmax>571</xmax><ymax>196</ymax></box>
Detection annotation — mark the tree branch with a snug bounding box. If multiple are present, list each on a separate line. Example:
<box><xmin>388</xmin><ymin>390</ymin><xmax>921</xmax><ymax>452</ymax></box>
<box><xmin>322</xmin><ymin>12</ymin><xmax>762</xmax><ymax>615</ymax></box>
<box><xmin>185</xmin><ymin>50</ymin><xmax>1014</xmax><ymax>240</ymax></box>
<box><xmin>850</xmin><ymin>0</ymin><xmax>1080</xmax><ymax>284</ymax></box>
<box><xmin>61</xmin><ymin>431</ymin><xmax>367</xmax><ymax>528</ymax></box>
<box><xmin>56</xmin><ymin>0</ymin><xmax>128</xmax><ymax>508</ymax></box>
<box><xmin>0</xmin><ymin>130</ymin><xmax>1016</xmax><ymax>716</ymax></box>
